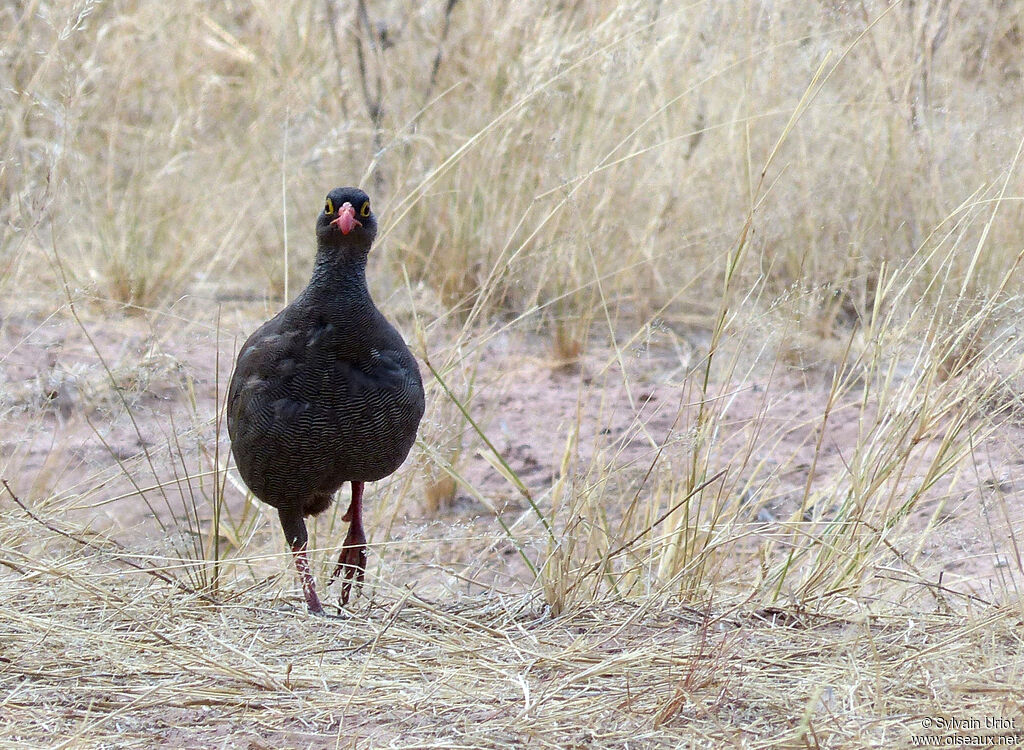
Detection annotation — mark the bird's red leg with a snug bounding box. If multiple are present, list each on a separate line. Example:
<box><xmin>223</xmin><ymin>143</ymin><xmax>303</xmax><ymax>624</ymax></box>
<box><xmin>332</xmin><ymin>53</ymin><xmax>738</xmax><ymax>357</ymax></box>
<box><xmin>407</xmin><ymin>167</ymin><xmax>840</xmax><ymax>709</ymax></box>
<box><xmin>329</xmin><ymin>481</ymin><xmax>367</xmax><ymax>604</ymax></box>
<box><xmin>278</xmin><ymin>507</ymin><xmax>324</xmax><ymax>615</ymax></box>
<box><xmin>292</xmin><ymin>542</ymin><xmax>324</xmax><ymax>615</ymax></box>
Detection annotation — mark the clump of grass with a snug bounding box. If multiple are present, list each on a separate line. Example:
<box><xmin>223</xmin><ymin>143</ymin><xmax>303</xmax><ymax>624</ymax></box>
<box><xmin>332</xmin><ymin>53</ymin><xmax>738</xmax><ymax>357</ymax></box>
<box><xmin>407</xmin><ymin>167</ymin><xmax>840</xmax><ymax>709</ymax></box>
<box><xmin>7</xmin><ymin>1</ymin><xmax>1020</xmax><ymax>322</ymax></box>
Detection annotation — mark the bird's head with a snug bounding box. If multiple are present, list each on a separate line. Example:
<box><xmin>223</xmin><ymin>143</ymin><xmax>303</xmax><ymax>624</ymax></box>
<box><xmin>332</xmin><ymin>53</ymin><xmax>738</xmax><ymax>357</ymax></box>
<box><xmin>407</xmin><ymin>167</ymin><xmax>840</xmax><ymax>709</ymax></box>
<box><xmin>316</xmin><ymin>187</ymin><xmax>377</xmax><ymax>251</ymax></box>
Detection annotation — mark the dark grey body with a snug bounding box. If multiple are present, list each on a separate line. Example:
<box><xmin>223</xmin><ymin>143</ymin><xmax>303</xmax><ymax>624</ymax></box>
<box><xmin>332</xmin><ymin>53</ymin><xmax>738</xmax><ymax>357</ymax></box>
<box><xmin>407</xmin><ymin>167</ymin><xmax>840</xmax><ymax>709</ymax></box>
<box><xmin>227</xmin><ymin>270</ymin><xmax>424</xmax><ymax>516</ymax></box>
<box><xmin>226</xmin><ymin>191</ymin><xmax>424</xmax><ymax>538</ymax></box>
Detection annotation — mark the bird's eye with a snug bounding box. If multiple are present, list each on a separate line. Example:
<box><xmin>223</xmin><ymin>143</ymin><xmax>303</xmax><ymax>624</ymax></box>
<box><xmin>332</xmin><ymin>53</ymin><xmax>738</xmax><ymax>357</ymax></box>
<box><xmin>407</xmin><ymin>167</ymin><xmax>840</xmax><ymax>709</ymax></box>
<box><xmin>325</xmin><ymin>198</ymin><xmax>334</xmax><ymax>215</ymax></box>
<box><xmin>360</xmin><ymin>201</ymin><xmax>371</xmax><ymax>217</ymax></box>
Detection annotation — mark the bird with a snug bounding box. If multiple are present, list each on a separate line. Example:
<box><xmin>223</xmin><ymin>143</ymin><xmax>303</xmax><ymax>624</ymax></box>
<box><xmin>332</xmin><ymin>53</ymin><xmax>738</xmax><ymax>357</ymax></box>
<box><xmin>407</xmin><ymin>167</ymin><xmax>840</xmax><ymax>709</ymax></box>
<box><xmin>226</xmin><ymin>187</ymin><xmax>425</xmax><ymax>614</ymax></box>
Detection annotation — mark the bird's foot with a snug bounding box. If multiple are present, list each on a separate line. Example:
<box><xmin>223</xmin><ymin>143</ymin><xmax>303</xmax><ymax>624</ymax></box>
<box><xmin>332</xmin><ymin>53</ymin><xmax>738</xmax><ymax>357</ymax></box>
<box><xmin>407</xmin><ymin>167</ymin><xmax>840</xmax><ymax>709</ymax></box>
<box><xmin>304</xmin><ymin>589</ymin><xmax>325</xmax><ymax>615</ymax></box>
<box><xmin>291</xmin><ymin>542</ymin><xmax>325</xmax><ymax>615</ymax></box>
<box><xmin>329</xmin><ymin>525</ymin><xmax>367</xmax><ymax>605</ymax></box>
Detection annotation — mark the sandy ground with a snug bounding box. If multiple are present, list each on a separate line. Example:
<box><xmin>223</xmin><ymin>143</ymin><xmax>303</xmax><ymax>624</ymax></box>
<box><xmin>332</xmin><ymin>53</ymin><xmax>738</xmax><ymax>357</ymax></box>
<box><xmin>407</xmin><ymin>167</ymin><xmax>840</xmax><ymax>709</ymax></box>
<box><xmin>2</xmin><ymin>300</ymin><xmax>1024</xmax><ymax>747</ymax></box>
<box><xmin>3</xmin><ymin>298</ymin><xmax>1022</xmax><ymax>614</ymax></box>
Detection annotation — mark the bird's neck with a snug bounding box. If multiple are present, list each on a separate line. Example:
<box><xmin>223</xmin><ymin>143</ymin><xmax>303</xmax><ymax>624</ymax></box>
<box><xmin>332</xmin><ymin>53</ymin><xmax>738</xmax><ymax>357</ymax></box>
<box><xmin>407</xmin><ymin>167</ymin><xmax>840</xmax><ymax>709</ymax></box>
<box><xmin>306</xmin><ymin>247</ymin><xmax>374</xmax><ymax>308</ymax></box>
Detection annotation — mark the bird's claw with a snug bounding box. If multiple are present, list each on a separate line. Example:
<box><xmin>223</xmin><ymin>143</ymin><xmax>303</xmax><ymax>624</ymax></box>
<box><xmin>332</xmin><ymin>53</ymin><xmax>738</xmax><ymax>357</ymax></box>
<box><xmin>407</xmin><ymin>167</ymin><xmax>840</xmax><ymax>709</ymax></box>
<box><xmin>329</xmin><ymin>529</ymin><xmax>367</xmax><ymax>605</ymax></box>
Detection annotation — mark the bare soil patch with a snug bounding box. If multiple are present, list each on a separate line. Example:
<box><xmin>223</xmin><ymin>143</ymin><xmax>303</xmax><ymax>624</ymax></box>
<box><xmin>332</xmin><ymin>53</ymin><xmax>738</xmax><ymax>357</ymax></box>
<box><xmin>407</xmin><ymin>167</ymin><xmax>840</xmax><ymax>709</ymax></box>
<box><xmin>2</xmin><ymin>304</ymin><xmax>1022</xmax><ymax>747</ymax></box>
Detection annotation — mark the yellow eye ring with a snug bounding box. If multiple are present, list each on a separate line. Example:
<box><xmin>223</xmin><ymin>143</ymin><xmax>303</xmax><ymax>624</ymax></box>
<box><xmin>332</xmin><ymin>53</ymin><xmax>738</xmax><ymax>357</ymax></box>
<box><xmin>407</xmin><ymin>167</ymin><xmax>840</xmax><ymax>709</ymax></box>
<box><xmin>325</xmin><ymin>198</ymin><xmax>334</xmax><ymax>215</ymax></box>
<box><xmin>360</xmin><ymin>201</ymin><xmax>371</xmax><ymax>217</ymax></box>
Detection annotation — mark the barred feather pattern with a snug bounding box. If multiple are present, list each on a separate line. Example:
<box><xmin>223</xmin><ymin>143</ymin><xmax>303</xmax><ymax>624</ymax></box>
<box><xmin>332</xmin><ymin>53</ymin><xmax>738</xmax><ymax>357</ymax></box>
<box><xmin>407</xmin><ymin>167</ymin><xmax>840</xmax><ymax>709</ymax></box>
<box><xmin>226</xmin><ymin>237</ymin><xmax>424</xmax><ymax>520</ymax></box>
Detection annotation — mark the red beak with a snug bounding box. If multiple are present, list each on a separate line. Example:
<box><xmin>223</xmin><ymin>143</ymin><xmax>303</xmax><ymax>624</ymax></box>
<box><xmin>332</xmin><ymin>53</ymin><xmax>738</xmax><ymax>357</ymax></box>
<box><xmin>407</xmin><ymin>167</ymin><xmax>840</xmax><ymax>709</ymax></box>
<box><xmin>330</xmin><ymin>202</ymin><xmax>362</xmax><ymax>235</ymax></box>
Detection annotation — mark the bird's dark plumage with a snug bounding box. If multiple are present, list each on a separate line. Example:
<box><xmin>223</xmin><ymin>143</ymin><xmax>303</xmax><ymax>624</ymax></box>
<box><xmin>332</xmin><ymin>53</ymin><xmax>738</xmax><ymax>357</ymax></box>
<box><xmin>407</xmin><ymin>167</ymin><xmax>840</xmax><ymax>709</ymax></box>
<box><xmin>227</xmin><ymin>187</ymin><xmax>425</xmax><ymax>614</ymax></box>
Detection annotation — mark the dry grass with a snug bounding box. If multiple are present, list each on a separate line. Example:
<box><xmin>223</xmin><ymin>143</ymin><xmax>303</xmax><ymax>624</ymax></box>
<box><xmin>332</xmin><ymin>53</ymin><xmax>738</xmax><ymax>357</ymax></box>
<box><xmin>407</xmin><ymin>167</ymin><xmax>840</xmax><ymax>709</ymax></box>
<box><xmin>1</xmin><ymin>519</ymin><xmax>1022</xmax><ymax>748</ymax></box>
<box><xmin>3</xmin><ymin>0</ymin><xmax>1024</xmax><ymax>746</ymax></box>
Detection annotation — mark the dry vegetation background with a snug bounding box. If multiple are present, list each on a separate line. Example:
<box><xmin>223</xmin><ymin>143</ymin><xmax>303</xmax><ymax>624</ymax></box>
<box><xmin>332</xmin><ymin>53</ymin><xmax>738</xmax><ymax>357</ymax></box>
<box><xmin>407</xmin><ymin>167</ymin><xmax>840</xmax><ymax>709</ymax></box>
<box><xmin>3</xmin><ymin>0</ymin><xmax>1024</xmax><ymax>747</ymax></box>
